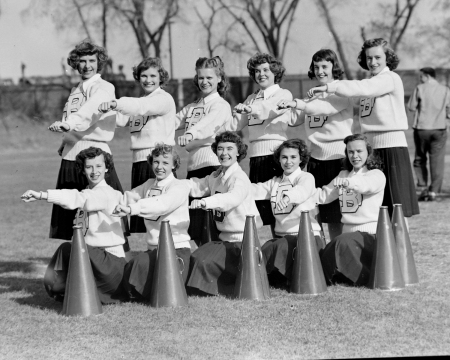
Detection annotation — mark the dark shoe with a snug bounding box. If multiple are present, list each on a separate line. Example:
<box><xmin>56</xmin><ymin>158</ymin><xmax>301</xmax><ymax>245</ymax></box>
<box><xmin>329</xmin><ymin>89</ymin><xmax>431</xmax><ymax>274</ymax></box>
<box><xmin>427</xmin><ymin>192</ymin><xmax>436</xmax><ymax>201</ymax></box>
<box><xmin>418</xmin><ymin>189</ymin><xmax>429</xmax><ymax>201</ymax></box>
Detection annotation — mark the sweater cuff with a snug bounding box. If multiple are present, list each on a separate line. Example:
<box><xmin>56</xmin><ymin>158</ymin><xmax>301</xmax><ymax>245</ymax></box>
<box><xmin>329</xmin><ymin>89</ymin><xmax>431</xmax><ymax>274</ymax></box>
<box><xmin>128</xmin><ymin>202</ymin><xmax>141</xmax><ymax>216</ymax></box>
<box><xmin>203</xmin><ymin>196</ymin><xmax>219</xmax><ymax>210</ymax></box>
<box><xmin>46</xmin><ymin>190</ymin><xmax>62</xmax><ymax>204</ymax></box>
<box><xmin>294</xmin><ymin>99</ymin><xmax>306</xmax><ymax>111</ymax></box>
<box><xmin>327</xmin><ymin>82</ymin><xmax>338</xmax><ymax>94</ymax></box>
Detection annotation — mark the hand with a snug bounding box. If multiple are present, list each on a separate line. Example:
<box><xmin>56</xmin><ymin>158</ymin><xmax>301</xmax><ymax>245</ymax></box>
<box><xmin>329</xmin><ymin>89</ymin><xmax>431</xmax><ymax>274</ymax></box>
<box><xmin>98</xmin><ymin>100</ymin><xmax>116</xmax><ymax>113</ymax></box>
<box><xmin>48</xmin><ymin>121</ymin><xmax>70</xmax><ymax>132</ymax></box>
<box><xmin>21</xmin><ymin>190</ymin><xmax>41</xmax><ymax>202</ymax></box>
<box><xmin>189</xmin><ymin>199</ymin><xmax>206</xmax><ymax>209</ymax></box>
<box><xmin>276</xmin><ymin>195</ymin><xmax>290</xmax><ymax>211</ymax></box>
<box><xmin>307</xmin><ymin>85</ymin><xmax>327</xmax><ymax>99</ymax></box>
<box><xmin>112</xmin><ymin>204</ymin><xmax>131</xmax><ymax>217</ymax></box>
<box><xmin>333</xmin><ymin>178</ymin><xmax>349</xmax><ymax>189</ymax></box>
<box><xmin>57</xmin><ymin>143</ymin><xmax>65</xmax><ymax>156</ymax></box>
<box><xmin>234</xmin><ymin>103</ymin><xmax>252</xmax><ymax>114</ymax></box>
<box><xmin>178</xmin><ymin>133</ymin><xmax>193</xmax><ymax>147</ymax></box>
<box><xmin>276</xmin><ymin>99</ymin><xmax>296</xmax><ymax>109</ymax></box>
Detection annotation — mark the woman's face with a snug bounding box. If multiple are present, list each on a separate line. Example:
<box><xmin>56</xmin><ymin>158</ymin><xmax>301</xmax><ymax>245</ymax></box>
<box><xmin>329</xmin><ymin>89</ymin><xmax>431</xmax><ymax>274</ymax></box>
<box><xmin>78</xmin><ymin>54</ymin><xmax>98</xmax><ymax>80</ymax></box>
<box><xmin>313</xmin><ymin>60</ymin><xmax>334</xmax><ymax>85</ymax></box>
<box><xmin>346</xmin><ymin>140</ymin><xmax>368</xmax><ymax>171</ymax></box>
<box><xmin>279</xmin><ymin>148</ymin><xmax>301</xmax><ymax>176</ymax></box>
<box><xmin>216</xmin><ymin>142</ymin><xmax>239</xmax><ymax>170</ymax></box>
<box><xmin>197</xmin><ymin>68</ymin><xmax>220</xmax><ymax>97</ymax></box>
<box><xmin>140</xmin><ymin>67</ymin><xmax>160</xmax><ymax>95</ymax></box>
<box><xmin>365</xmin><ymin>46</ymin><xmax>387</xmax><ymax>76</ymax></box>
<box><xmin>254</xmin><ymin>62</ymin><xmax>275</xmax><ymax>90</ymax></box>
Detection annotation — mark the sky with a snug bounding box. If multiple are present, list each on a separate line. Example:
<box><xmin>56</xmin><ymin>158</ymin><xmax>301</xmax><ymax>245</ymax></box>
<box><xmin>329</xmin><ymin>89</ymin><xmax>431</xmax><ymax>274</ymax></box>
<box><xmin>0</xmin><ymin>0</ymin><xmax>442</xmax><ymax>83</ymax></box>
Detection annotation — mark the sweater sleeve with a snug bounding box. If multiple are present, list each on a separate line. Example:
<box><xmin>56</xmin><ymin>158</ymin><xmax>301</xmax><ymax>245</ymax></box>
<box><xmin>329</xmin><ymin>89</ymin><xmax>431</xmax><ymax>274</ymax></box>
<box><xmin>315</xmin><ymin>175</ymin><xmax>340</xmax><ymax>205</ymax></box>
<box><xmin>250</xmin><ymin>89</ymin><xmax>293</xmax><ymax>121</ymax></box>
<box><xmin>346</xmin><ymin>169</ymin><xmax>386</xmax><ymax>194</ymax></box>
<box><xmin>284</xmin><ymin>173</ymin><xmax>315</xmax><ymax>205</ymax></box>
<box><xmin>46</xmin><ymin>188</ymin><xmax>109</xmax><ymax>211</ymax></box>
<box><xmin>288</xmin><ymin>108</ymin><xmax>305</xmax><ymax>127</ymax></box>
<box><xmin>115</xmin><ymin>112</ymin><xmax>131</xmax><ymax>128</ymax></box>
<box><xmin>303</xmin><ymin>96</ymin><xmax>352</xmax><ymax>116</ymax></box>
<box><xmin>175</xmin><ymin>106</ymin><xmax>189</xmax><ymax>130</ymax></box>
<box><xmin>123</xmin><ymin>183</ymin><xmax>147</xmax><ymax>205</ymax></box>
<box><xmin>115</xmin><ymin>92</ymin><xmax>173</xmax><ymax>117</ymax></box>
<box><xmin>186</xmin><ymin>101</ymin><xmax>232</xmax><ymax>140</ymax></box>
<box><xmin>221</xmin><ymin>111</ymin><xmax>249</xmax><ymax>132</ymax></box>
<box><xmin>186</xmin><ymin>176</ymin><xmax>212</xmax><ymax>198</ymax></box>
<box><xmin>128</xmin><ymin>182</ymin><xmax>189</xmax><ymax>217</ymax></box>
<box><xmin>203</xmin><ymin>175</ymin><xmax>248</xmax><ymax>212</ymax></box>
<box><xmin>327</xmin><ymin>73</ymin><xmax>395</xmax><ymax>98</ymax></box>
<box><xmin>251</xmin><ymin>179</ymin><xmax>273</xmax><ymax>201</ymax></box>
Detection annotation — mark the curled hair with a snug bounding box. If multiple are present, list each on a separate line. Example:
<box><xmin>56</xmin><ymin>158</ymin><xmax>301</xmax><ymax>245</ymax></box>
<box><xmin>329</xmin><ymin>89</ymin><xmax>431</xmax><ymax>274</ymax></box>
<box><xmin>342</xmin><ymin>134</ymin><xmax>383</xmax><ymax>171</ymax></box>
<box><xmin>247</xmin><ymin>53</ymin><xmax>285</xmax><ymax>84</ymax></box>
<box><xmin>273</xmin><ymin>139</ymin><xmax>310</xmax><ymax>169</ymax></box>
<box><xmin>211</xmin><ymin>131</ymin><xmax>247</xmax><ymax>162</ymax></box>
<box><xmin>75</xmin><ymin>147</ymin><xmax>114</xmax><ymax>175</ymax></box>
<box><xmin>307</xmin><ymin>49</ymin><xmax>344</xmax><ymax>80</ymax></box>
<box><xmin>193</xmin><ymin>56</ymin><xmax>230</xmax><ymax>97</ymax></box>
<box><xmin>67</xmin><ymin>39</ymin><xmax>108</xmax><ymax>72</ymax></box>
<box><xmin>133</xmin><ymin>57</ymin><xmax>170</xmax><ymax>87</ymax></box>
<box><xmin>147</xmin><ymin>143</ymin><xmax>181</xmax><ymax>171</ymax></box>
<box><xmin>357</xmin><ymin>38</ymin><xmax>399</xmax><ymax>71</ymax></box>
<box><xmin>420</xmin><ymin>67</ymin><xmax>436</xmax><ymax>79</ymax></box>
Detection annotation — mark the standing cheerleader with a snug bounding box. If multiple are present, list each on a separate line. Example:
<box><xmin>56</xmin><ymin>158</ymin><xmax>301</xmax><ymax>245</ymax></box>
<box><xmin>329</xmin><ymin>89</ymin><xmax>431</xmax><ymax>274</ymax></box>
<box><xmin>309</xmin><ymin>38</ymin><xmax>419</xmax><ymax>218</ymax></box>
<box><xmin>186</xmin><ymin>131</ymin><xmax>262</xmax><ymax>296</ymax></box>
<box><xmin>278</xmin><ymin>49</ymin><xmax>353</xmax><ymax>241</ymax></box>
<box><xmin>176</xmin><ymin>56</ymin><xmax>232</xmax><ymax>241</ymax></box>
<box><xmin>21</xmin><ymin>147</ymin><xmax>128</xmax><ymax>304</ymax></box>
<box><xmin>98</xmin><ymin>57</ymin><xmax>176</xmax><ymax>233</ymax></box>
<box><xmin>47</xmin><ymin>40</ymin><xmax>127</xmax><ymax>241</ymax></box>
<box><xmin>224</xmin><ymin>53</ymin><xmax>295</xmax><ymax>232</ymax></box>
<box><xmin>251</xmin><ymin>139</ymin><xmax>323</xmax><ymax>287</ymax></box>
<box><xmin>317</xmin><ymin>134</ymin><xmax>386</xmax><ymax>286</ymax></box>
<box><xmin>113</xmin><ymin>144</ymin><xmax>191</xmax><ymax>302</ymax></box>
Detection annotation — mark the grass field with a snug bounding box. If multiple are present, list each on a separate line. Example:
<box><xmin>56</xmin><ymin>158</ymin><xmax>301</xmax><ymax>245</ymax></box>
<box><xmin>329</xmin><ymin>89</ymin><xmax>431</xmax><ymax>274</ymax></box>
<box><xmin>0</xmin><ymin>118</ymin><xmax>449</xmax><ymax>359</ymax></box>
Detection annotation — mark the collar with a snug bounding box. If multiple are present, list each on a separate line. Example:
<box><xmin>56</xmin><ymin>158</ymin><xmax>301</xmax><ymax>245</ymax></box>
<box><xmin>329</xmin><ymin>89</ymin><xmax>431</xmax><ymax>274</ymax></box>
<box><xmin>88</xmin><ymin>179</ymin><xmax>108</xmax><ymax>189</ymax></box>
<box><xmin>82</xmin><ymin>74</ymin><xmax>101</xmax><ymax>92</ymax></box>
<box><xmin>155</xmin><ymin>172</ymin><xmax>175</xmax><ymax>187</ymax></box>
<box><xmin>147</xmin><ymin>87</ymin><xmax>162</xmax><ymax>96</ymax></box>
<box><xmin>221</xmin><ymin>162</ymin><xmax>240</xmax><ymax>182</ymax></box>
<box><xmin>259</xmin><ymin>84</ymin><xmax>280</xmax><ymax>100</ymax></box>
<box><xmin>372</xmin><ymin>66</ymin><xmax>390</xmax><ymax>77</ymax></box>
<box><xmin>350</xmin><ymin>165</ymin><xmax>368</xmax><ymax>176</ymax></box>
<box><xmin>281</xmin><ymin>167</ymin><xmax>302</xmax><ymax>184</ymax></box>
<box><xmin>204</xmin><ymin>92</ymin><xmax>220</xmax><ymax>104</ymax></box>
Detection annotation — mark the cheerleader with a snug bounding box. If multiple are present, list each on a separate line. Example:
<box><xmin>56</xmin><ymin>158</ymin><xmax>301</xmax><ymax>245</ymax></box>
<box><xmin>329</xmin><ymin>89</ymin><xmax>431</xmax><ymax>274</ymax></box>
<box><xmin>176</xmin><ymin>56</ymin><xmax>232</xmax><ymax>241</ymax></box>
<box><xmin>98</xmin><ymin>57</ymin><xmax>176</xmax><ymax>234</ymax></box>
<box><xmin>113</xmin><ymin>144</ymin><xmax>191</xmax><ymax>302</ymax></box>
<box><xmin>308</xmin><ymin>38</ymin><xmax>419</xmax><ymax>218</ymax></box>
<box><xmin>21</xmin><ymin>147</ymin><xmax>127</xmax><ymax>304</ymax></box>
<box><xmin>252</xmin><ymin>139</ymin><xmax>323</xmax><ymax>287</ymax></box>
<box><xmin>317</xmin><ymin>134</ymin><xmax>386</xmax><ymax>286</ymax></box>
<box><xmin>278</xmin><ymin>49</ymin><xmax>354</xmax><ymax>241</ymax></box>
<box><xmin>223</xmin><ymin>53</ymin><xmax>296</xmax><ymax>232</ymax></box>
<box><xmin>47</xmin><ymin>40</ymin><xmax>128</xmax><ymax>243</ymax></box>
<box><xmin>186</xmin><ymin>131</ymin><xmax>262</xmax><ymax>296</ymax></box>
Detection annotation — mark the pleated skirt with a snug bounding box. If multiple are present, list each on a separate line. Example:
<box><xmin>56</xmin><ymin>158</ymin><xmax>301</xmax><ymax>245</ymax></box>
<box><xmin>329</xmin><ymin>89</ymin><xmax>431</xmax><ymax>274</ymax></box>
<box><xmin>307</xmin><ymin>157</ymin><xmax>343</xmax><ymax>223</ymax></box>
<box><xmin>130</xmin><ymin>160</ymin><xmax>155</xmax><ymax>233</ymax></box>
<box><xmin>50</xmin><ymin>159</ymin><xmax>128</xmax><ymax>241</ymax></box>
<box><xmin>43</xmin><ymin>242</ymin><xmax>128</xmax><ymax>304</ymax></box>
<box><xmin>249</xmin><ymin>155</ymin><xmax>283</xmax><ymax>226</ymax></box>
<box><xmin>320</xmin><ymin>231</ymin><xmax>375</xmax><ymax>286</ymax></box>
<box><xmin>186</xmin><ymin>241</ymin><xmax>242</xmax><ymax>296</ymax></box>
<box><xmin>122</xmin><ymin>247</ymin><xmax>191</xmax><ymax>302</ymax></box>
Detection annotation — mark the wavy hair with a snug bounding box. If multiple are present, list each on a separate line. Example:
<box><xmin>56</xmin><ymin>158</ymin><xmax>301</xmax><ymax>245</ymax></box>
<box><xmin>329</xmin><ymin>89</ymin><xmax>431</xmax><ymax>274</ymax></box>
<box><xmin>133</xmin><ymin>57</ymin><xmax>170</xmax><ymax>87</ymax></box>
<box><xmin>211</xmin><ymin>131</ymin><xmax>247</xmax><ymax>162</ymax></box>
<box><xmin>193</xmin><ymin>56</ymin><xmax>230</xmax><ymax>97</ymax></box>
<box><xmin>342</xmin><ymin>134</ymin><xmax>383</xmax><ymax>171</ymax></box>
<box><xmin>273</xmin><ymin>139</ymin><xmax>310</xmax><ymax>169</ymax></box>
<box><xmin>357</xmin><ymin>38</ymin><xmax>399</xmax><ymax>71</ymax></box>
<box><xmin>307</xmin><ymin>49</ymin><xmax>344</xmax><ymax>80</ymax></box>
<box><xmin>247</xmin><ymin>53</ymin><xmax>285</xmax><ymax>84</ymax></box>
<box><xmin>67</xmin><ymin>39</ymin><xmax>108</xmax><ymax>72</ymax></box>
<box><xmin>147</xmin><ymin>143</ymin><xmax>181</xmax><ymax>171</ymax></box>
<box><xmin>75</xmin><ymin>147</ymin><xmax>114</xmax><ymax>175</ymax></box>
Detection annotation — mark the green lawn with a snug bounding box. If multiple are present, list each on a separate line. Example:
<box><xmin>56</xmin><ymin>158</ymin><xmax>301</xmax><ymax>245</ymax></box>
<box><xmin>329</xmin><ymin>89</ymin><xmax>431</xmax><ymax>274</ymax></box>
<box><xmin>0</xmin><ymin>120</ymin><xmax>449</xmax><ymax>359</ymax></box>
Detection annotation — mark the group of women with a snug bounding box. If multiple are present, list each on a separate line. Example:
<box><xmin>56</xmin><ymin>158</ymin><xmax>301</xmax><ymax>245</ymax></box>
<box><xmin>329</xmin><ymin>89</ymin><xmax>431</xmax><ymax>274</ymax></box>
<box><xmin>20</xmin><ymin>36</ymin><xmax>419</xmax><ymax>304</ymax></box>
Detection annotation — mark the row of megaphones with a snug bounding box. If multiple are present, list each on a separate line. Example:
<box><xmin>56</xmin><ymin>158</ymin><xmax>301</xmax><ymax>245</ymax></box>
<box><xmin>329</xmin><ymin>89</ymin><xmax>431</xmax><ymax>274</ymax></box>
<box><xmin>61</xmin><ymin>204</ymin><xmax>418</xmax><ymax>316</ymax></box>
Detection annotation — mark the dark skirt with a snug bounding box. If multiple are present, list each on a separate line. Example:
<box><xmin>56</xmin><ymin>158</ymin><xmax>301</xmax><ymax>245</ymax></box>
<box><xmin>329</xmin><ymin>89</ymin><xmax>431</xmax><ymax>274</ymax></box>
<box><xmin>187</xmin><ymin>241</ymin><xmax>242</xmax><ymax>296</ymax></box>
<box><xmin>307</xmin><ymin>157</ymin><xmax>343</xmax><ymax>223</ymax></box>
<box><xmin>262</xmin><ymin>234</ymin><xmax>325</xmax><ymax>287</ymax></box>
<box><xmin>320</xmin><ymin>231</ymin><xmax>375</xmax><ymax>286</ymax></box>
<box><xmin>43</xmin><ymin>242</ymin><xmax>128</xmax><ymax>304</ymax></box>
<box><xmin>130</xmin><ymin>160</ymin><xmax>155</xmax><ymax>233</ymax></box>
<box><xmin>187</xmin><ymin>166</ymin><xmax>220</xmax><ymax>242</ymax></box>
<box><xmin>50</xmin><ymin>159</ymin><xmax>129</xmax><ymax>241</ymax></box>
<box><xmin>122</xmin><ymin>247</ymin><xmax>191</xmax><ymax>302</ymax></box>
<box><xmin>249</xmin><ymin>155</ymin><xmax>283</xmax><ymax>226</ymax></box>
<box><xmin>374</xmin><ymin>147</ymin><xmax>420</xmax><ymax>217</ymax></box>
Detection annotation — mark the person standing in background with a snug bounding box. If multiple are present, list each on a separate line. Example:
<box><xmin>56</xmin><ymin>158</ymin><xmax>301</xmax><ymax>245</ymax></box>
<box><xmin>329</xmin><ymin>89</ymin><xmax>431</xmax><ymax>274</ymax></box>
<box><xmin>407</xmin><ymin>67</ymin><xmax>450</xmax><ymax>201</ymax></box>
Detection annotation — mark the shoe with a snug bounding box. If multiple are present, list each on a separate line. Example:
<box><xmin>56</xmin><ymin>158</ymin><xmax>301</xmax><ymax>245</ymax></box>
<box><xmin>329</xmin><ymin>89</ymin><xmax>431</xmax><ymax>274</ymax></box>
<box><xmin>418</xmin><ymin>189</ymin><xmax>429</xmax><ymax>201</ymax></box>
<box><xmin>427</xmin><ymin>192</ymin><xmax>436</xmax><ymax>201</ymax></box>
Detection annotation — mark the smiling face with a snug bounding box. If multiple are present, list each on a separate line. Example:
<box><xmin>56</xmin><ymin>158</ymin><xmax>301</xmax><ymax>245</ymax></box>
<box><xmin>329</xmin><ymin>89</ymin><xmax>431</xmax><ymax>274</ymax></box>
<box><xmin>365</xmin><ymin>46</ymin><xmax>387</xmax><ymax>76</ymax></box>
<box><xmin>83</xmin><ymin>154</ymin><xmax>107</xmax><ymax>188</ymax></box>
<box><xmin>152</xmin><ymin>153</ymin><xmax>174</xmax><ymax>181</ymax></box>
<box><xmin>254</xmin><ymin>62</ymin><xmax>275</xmax><ymax>90</ymax></box>
<box><xmin>78</xmin><ymin>54</ymin><xmax>98</xmax><ymax>80</ymax></box>
<box><xmin>139</xmin><ymin>67</ymin><xmax>160</xmax><ymax>95</ymax></box>
<box><xmin>279</xmin><ymin>148</ymin><xmax>301</xmax><ymax>176</ymax></box>
<box><xmin>346</xmin><ymin>140</ymin><xmax>368</xmax><ymax>171</ymax></box>
<box><xmin>197</xmin><ymin>68</ymin><xmax>220</xmax><ymax>97</ymax></box>
<box><xmin>216</xmin><ymin>142</ymin><xmax>238</xmax><ymax>170</ymax></box>
<box><xmin>313</xmin><ymin>60</ymin><xmax>334</xmax><ymax>85</ymax></box>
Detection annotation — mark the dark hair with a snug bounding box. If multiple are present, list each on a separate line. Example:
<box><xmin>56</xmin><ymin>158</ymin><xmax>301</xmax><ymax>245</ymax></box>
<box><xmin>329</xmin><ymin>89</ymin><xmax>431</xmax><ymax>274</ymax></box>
<box><xmin>247</xmin><ymin>53</ymin><xmax>285</xmax><ymax>84</ymax></box>
<box><xmin>75</xmin><ymin>147</ymin><xmax>114</xmax><ymax>174</ymax></box>
<box><xmin>342</xmin><ymin>134</ymin><xmax>383</xmax><ymax>171</ymax></box>
<box><xmin>307</xmin><ymin>49</ymin><xmax>344</xmax><ymax>80</ymax></box>
<box><xmin>67</xmin><ymin>39</ymin><xmax>108</xmax><ymax>72</ymax></box>
<box><xmin>147</xmin><ymin>143</ymin><xmax>181</xmax><ymax>171</ymax></box>
<box><xmin>193</xmin><ymin>56</ymin><xmax>230</xmax><ymax>97</ymax></box>
<box><xmin>357</xmin><ymin>38</ymin><xmax>399</xmax><ymax>71</ymax></box>
<box><xmin>420</xmin><ymin>67</ymin><xmax>436</xmax><ymax>78</ymax></box>
<box><xmin>273</xmin><ymin>139</ymin><xmax>310</xmax><ymax>169</ymax></box>
<box><xmin>133</xmin><ymin>57</ymin><xmax>170</xmax><ymax>87</ymax></box>
<box><xmin>211</xmin><ymin>131</ymin><xmax>247</xmax><ymax>162</ymax></box>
